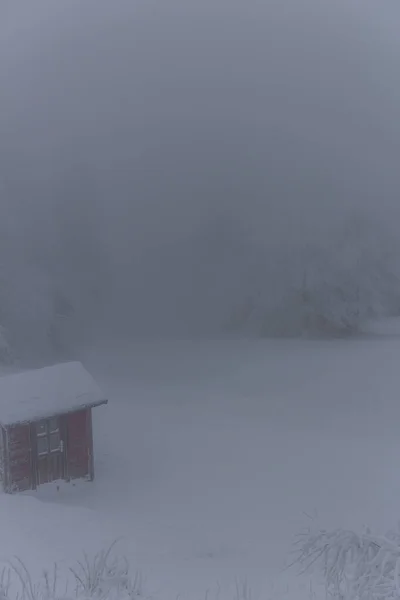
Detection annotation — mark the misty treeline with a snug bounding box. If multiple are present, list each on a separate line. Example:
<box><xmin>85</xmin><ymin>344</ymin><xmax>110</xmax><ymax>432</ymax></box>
<box><xmin>3</xmin><ymin>0</ymin><xmax>400</xmax><ymax>363</ymax></box>
<box><xmin>227</xmin><ymin>213</ymin><xmax>400</xmax><ymax>338</ymax></box>
<box><xmin>0</xmin><ymin>165</ymin><xmax>399</xmax><ymax>366</ymax></box>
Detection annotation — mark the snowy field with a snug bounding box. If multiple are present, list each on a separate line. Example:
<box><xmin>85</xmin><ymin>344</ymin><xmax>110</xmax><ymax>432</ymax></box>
<box><xmin>2</xmin><ymin>328</ymin><xmax>400</xmax><ymax>600</ymax></box>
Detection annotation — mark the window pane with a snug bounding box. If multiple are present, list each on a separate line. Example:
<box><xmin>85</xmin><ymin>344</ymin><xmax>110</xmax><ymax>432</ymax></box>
<box><xmin>50</xmin><ymin>432</ymin><xmax>60</xmax><ymax>452</ymax></box>
<box><xmin>49</xmin><ymin>418</ymin><xmax>59</xmax><ymax>433</ymax></box>
<box><xmin>37</xmin><ymin>436</ymin><xmax>48</xmax><ymax>455</ymax></box>
<box><xmin>36</xmin><ymin>421</ymin><xmax>47</xmax><ymax>436</ymax></box>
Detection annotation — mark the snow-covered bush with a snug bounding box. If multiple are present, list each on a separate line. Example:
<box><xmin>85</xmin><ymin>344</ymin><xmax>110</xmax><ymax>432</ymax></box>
<box><xmin>294</xmin><ymin>526</ymin><xmax>400</xmax><ymax>600</ymax></box>
<box><xmin>228</xmin><ymin>212</ymin><xmax>400</xmax><ymax>338</ymax></box>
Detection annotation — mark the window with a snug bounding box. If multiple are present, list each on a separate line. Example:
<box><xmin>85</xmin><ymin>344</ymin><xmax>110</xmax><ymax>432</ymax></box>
<box><xmin>36</xmin><ymin>418</ymin><xmax>61</xmax><ymax>455</ymax></box>
<box><xmin>37</xmin><ymin>436</ymin><xmax>49</xmax><ymax>455</ymax></box>
<box><xmin>49</xmin><ymin>418</ymin><xmax>58</xmax><ymax>433</ymax></box>
<box><xmin>36</xmin><ymin>421</ymin><xmax>47</xmax><ymax>436</ymax></box>
<box><xmin>50</xmin><ymin>431</ymin><xmax>60</xmax><ymax>452</ymax></box>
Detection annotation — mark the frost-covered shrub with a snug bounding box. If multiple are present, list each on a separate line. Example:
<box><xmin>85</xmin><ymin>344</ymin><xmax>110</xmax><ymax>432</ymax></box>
<box><xmin>294</xmin><ymin>526</ymin><xmax>400</xmax><ymax>600</ymax></box>
<box><xmin>0</xmin><ymin>545</ymin><xmax>143</xmax><ymax>600</ymax></box>
<box><xmin>229</xmin><ymin>212</ymin><xmax>400</xmax><ymax>338</ymax></box>
<box><xmin>70</xmin><ymin>544</ymin><xmax>141</xmax><ymax>600</ymax></box>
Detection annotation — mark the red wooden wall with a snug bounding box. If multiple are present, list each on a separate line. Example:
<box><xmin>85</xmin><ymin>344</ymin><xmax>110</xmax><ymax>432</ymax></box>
<box><xmin>7</xmin><ymin>424</ymin><xmax>31</xmax><ymax>492</ymax></box>
<box><xmin>2</xmin><ymin>408</ymin><xmax>94</xmax><ymax>492</ymax></box>
<box><xmin>66</xmin><ymin>409</ymin><xmax>92</xmax><ymax>481</ymax></box>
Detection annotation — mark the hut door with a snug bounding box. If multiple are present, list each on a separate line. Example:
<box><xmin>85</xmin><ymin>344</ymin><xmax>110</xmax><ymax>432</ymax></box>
<box><xmin>35</xmin><ymin>418</ymin><xmax>65</xmax><ymax>485</ymax></box>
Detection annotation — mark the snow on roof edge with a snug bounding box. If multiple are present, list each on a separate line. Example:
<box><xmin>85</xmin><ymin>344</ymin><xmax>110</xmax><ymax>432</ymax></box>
<box><xmin>0</xmin><ymin>361</ymin><xmax>108</xmax><ymax>426</ymax></box>
<box><xmin>1</xmin><ymin>397</ymin><xmax>108</xmax><ymax>427</ymax></box>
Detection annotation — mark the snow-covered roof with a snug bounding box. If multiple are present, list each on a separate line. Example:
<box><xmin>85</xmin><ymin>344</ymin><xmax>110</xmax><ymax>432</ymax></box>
<box><xmin>0</xmin><ymin>361</ymin><xmax>108</xmax><ymax>426</ymax></box>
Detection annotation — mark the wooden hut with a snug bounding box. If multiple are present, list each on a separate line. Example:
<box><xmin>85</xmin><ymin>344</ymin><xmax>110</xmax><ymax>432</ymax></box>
<box><xmin>0</xmin><ymin>361</ymin><xmax>108</xmax><ymax>493</ymax></box>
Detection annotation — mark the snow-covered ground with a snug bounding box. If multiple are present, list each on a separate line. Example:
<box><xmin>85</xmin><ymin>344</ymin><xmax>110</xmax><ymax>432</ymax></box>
<box><xmin>2</xmin><ymin>327</ymin><xmax>400</xmax><ymax>600</ymax></box>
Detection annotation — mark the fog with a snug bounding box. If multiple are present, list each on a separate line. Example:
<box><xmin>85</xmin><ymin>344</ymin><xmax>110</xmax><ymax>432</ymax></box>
<box><xmin>2</xmin><ymin>0</ymin><xmax>400</xmax><ymax>356</ymax></box>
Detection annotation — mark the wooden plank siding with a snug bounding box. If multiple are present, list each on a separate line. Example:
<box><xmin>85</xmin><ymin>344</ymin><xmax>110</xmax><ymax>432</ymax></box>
<box><xmin>66</xmin><ymin>409</ymin><xmax>90</xmax><ymax>481</ymax></box>
<box><xmin>7</xmin><ymin>424</ymin><xmax>31</xmax><ymax>492</ymax></box>
<box><xmin>87</xmin><ymin>408</ymin><xmax>94</xmax><ymax>480</ymax></box>
<box><xmin>0</xmin><ymin>426</ymin><xmax>9</xmax><ymax>491</ymax></box>
<box><xmin>1</xmin><ymin>406</ymin><xmax>100</xmax><ymax>492</ymax></box>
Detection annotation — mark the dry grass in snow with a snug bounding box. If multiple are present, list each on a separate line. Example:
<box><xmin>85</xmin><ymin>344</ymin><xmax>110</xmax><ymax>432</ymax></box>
<box><xmin>0</xmin><ymin>544</ymin><xmax>143</xmax><ymax>600</ymax></box>
<box><xmin>294</xmin><ymin>525</ymin><xmax>400</xmax><ymax>600</ymax></box>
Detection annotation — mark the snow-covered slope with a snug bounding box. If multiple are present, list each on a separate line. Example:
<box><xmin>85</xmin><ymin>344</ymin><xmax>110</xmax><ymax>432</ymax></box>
<box><xmin>2</xmin><ymin>332</ymin><xmax>400</xmax><ymax>599</ymax></box>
